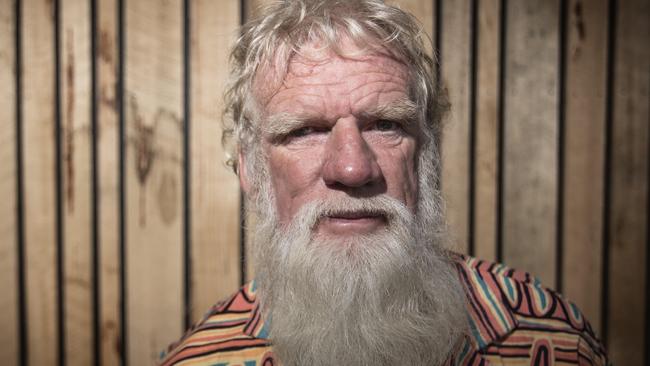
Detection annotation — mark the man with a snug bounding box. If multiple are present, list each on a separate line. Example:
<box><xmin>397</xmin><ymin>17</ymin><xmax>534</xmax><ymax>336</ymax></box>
<box><xmin>161</xmin><ymin>1</ymin><xmax>607</xmax><ymax>365</ymax></box>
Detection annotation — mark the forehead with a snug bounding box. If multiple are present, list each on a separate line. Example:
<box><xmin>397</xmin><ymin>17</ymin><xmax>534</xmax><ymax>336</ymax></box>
<box><xmin>254</xmin><ymin>42</ymin><xmax>411</xmax><ymax>118</ymax></box>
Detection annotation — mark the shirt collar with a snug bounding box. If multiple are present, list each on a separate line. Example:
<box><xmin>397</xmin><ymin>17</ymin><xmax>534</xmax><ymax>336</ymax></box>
<box><xmin>242</xmin><ymin>280</ymin><xmax>270</xmax><ymax>339</ymax></box>
<box><xmin>455</xmin><ymin>254</ymin><xmax>518</xmax><ymax>350</ymax></box>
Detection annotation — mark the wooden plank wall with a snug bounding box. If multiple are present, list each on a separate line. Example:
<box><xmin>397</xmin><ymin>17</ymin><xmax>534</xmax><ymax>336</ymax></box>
<box><xmin>0</xmin><ymin>0</ymin><xmax>647</xmax><ymax>365</ymax></box>
<box><xmin>0</xmin><ymin>1</ymin><xmax>19</xmax><ymax>364</ymax></box>
<box><xmin>97</xmin><ymin>1</ymin><xmax>120</xmax><ymax>364</ymax></box>
<box><xmin>61</xmin><ymin>1</ymin><xmax>93</xmax><ymax>364</ymax></box>
<box><xmin>22</xmin><ymin>1</ymin><xmax>59</xmax><ymax>365</ymax></box>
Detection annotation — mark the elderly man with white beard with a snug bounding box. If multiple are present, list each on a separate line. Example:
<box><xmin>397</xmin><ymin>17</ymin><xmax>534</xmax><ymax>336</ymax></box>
<box><xmin>160</xmin><ymin>1</ymin><xmax>607</xmax><ymax>365</ymax></box>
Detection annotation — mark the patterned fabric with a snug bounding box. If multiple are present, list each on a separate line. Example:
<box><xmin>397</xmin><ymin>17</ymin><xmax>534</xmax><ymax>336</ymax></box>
<box><xmin>159</xmin><ymin>254</ymin><xmax>607</xmax><ymax>366</ymax></box>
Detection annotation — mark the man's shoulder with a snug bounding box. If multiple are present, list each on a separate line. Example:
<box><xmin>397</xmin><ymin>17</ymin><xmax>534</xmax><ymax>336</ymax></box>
<box><xmin>452</xmin><ymin>254</ymin><xmax>608</xmax><ymax>365</ymax></box>
<box><xmin>159</xmin><ymin>282</ymin><xmax>273</xmax><ymax>366</ymax></box>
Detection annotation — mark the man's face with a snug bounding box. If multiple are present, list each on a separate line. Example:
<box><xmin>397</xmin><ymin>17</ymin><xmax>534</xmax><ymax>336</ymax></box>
<box><xmin>254</xmin><ymin>43</ymin><xmax>419</xmax><ymax>238</ymax></box>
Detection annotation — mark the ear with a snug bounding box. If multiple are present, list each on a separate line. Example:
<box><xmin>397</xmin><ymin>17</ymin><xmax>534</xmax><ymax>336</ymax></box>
<box><xmin>238</xmin><ymin>151</ymin><xmax>251</xmax><ymax>194</ymax></box>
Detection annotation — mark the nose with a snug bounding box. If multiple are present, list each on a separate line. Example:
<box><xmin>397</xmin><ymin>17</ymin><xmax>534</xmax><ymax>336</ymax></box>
<box><xmin>322</xmin><ymin>119</ymin><xmax>382</xmax><ymax>189</ymax></box>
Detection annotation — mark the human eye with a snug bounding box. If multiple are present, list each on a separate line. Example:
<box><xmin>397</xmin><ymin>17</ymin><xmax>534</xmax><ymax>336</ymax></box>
<box><xmin>280</xmin><ymin>125</ymin><xmax>329</xmax><ymax>145</ymax></box>
<box><xmin>372</xmin><ymin>119</ymin><xmax>402</xmax><ymax>132</ymax></box>
<box><xmin>288</xmin><ymin>126</ymin><xmax>317</xmax><ymax>138</ymax></box>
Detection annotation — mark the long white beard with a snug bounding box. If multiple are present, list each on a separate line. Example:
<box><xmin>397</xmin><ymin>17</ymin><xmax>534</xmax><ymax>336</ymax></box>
<box><xmin>250</xmin><ymin>171</ymin><xmax>469</xmax><ymax>365</ymax></box>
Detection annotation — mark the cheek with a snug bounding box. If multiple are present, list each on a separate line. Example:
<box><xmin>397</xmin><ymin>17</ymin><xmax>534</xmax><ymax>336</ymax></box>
<box><xmin>380</xmin><ymin>142</ymin><xmax>419</xmax><ymax>208</ymax></box>
<box><xmin>267</xmin><ymin>147</ymin><xmax>324</xmax><ymax>218</ymax></box>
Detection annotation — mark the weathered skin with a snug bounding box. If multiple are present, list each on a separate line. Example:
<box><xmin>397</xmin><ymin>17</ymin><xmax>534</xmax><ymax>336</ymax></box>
<box><xmin>241</xmin><ymin>42</ymin><xmax>420</xmax><ymax>237</ymax></box>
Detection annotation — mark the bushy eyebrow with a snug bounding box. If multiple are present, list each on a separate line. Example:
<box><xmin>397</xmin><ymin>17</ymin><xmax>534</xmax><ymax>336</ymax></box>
<box><xmin>262</xmin><ymin>113</ymin><xmax>318</xmax><ymax>142</ymax></box>
<box><xmin>261</xmin><ymin>97</ymin><xmax>418</xmax><ymax>142</ymax></box>
<box><xmin>359</xmin><ymin>98</ymin><xmax>418</xmax><ymax>125</ymax></box>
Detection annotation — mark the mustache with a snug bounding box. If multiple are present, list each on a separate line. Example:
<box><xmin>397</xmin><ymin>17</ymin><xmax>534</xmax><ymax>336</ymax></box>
<box><xmin>295</xmin><ymin>195</ymin><xmax>412</xmax><ymax>231</ymax></box>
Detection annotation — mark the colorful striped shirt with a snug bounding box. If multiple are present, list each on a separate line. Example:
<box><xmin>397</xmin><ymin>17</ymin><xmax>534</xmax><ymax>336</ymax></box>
<box><xmin>160</xmin><ymin>254</ymin><xmax>607</xmax><ymax>365</ymax></box>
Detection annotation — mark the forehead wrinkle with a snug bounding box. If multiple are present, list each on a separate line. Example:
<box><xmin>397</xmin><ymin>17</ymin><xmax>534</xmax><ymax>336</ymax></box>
<box><xmin>349</xmin><ymin>83</ymin><xmax>410</xmax><ymax>118</ymax></box>
<box><xmin>287</xmin><ymin>51</ymin><xmax>406</xmax><ymax>83</ymax></box>
<box><xmin>270</xmin><ymin>77</ymin><xmax>407</xmax><ymax>118</ymax></box>
<box><xmin>348</xmin><ymin>80</ymin><xmax>409</xmax><ymax>106</ymax></box>
<box><xmin>265</xmin><ymin>89</ymin><xmax>330</xmax><ymax>117</ymax></box>
<box><xmin>354</xmin><ymin>82</ymin><xmax>404</xmax><ymax>95</ymax></box>
<box><xmin>260</xmin><ymin>51</ymin><xmax>408</xmax><ymax>109</ymax></box>
<box><xmin>264</xmin><ymin>81</ymin><xmax>411</xmax><ymax>124</ymax></box>
<box><xmin>254</xmin><ymin>38</ymin><xmax>409</xmax><ymax>104</ymax></box>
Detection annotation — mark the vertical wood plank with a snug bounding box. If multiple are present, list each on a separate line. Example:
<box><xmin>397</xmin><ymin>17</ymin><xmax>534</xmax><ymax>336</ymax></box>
<box><xmin>61</xmin><ymin>1</ymin><xmax>94</xmax><ymax>364</ymax></box>
<box><xmin>190</xmin><ymin>0</ymin><xmax>241</xmax><ymax>323</ymax></box>
<box><xmin>97</xmin><ymin>0</ymin><xmax>122</xmax><ymax>364</ymax></box>
<box><xmin>22</xmin><ymin>0</ymin><xmax>59</xmax><ymax>364</ymax></box>
<box><xmin>561</xmin><ymin>0</ymin><xmax>608</xmax><ymax>334</ymax></box>
<box><xmin>503</xmin><ymin>0</ymin><xmax>559</xmax><ymax>286</ymax></box>
<box><xmin>431</xmin><ymin>0</ymin><xmax>439</xmax><ymax>53</ymax></box>
<box><xmin>473</xmin><ymin>0</ymin><xmax>500</xmax><ymax>262</ymax></box>
<box><xmin>607</xmin><ymin>0</ymin><xmax>649</xmax><ymax>363</ymax></box>
<box><xmin>242</xmin><ymin>0</ymin><xmax>271</xmax><ymax>284</ymax></box>
<box><xmin>440</xmin><ymin>0</ymin><xmax>472</xmax><ymax>253</ymax></box>
<box><xmin>0</xmin><ymin>1</ymin><xmax>19</xmax><ymax>364</ymax></box>
<box><xmin>125</xmin><ymin>0</ymin><xmax>184</xmax><ymax>363</ymax></box>
<box><xmin>389</xmin><ymin>0</ymin><xmax>434</xmax><ymax>56</ymax></box>
<box><xmin>244</xmin><ymin>0</ymin><xmax>268</xmax><ymax>20</ymax></box>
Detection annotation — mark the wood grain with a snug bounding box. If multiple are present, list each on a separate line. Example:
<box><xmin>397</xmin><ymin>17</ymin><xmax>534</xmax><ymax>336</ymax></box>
<box><xmin>125</xmin><ymin>0</ymin><xmax>184</xmax><ymax>363</ymax></box>
<box><xmin>22</xmin><ymin>1</ymin><xmax>59</xmax><ymax>364</ymax></box>
<box><xmin>242</xmin><ymin>0</ymin><xmax>273</xmax><ymax>284</ymax></box>
<box><xmin>244</xmin><ymin>0</ymin><xmax>269</xmax><ymax>20</ymax></box>
<box><xmin>189</xmin><ymin>0</ymin><xmax>241</xmax><ymax>323</ymax></box>
<box><xmin>473</xmin><ymin>0</ymin><xmax>500</xmax><ymax>262</ymax></box>
<box><xmin>561</xmin><ymin>0</ymin><xmax>608</xmax><ymax>334</ymax></box>
<box><xmin>502</xmin><ymin>0</ymin><xmax>559</xmax><ymax>287</ymax></box>
<box><xmin>0</xmin><ymin>1</ymin><xmax>19</xmax><ymax>363</ymax></box>
<box><xmin>440</xmin><ymin>0</ymin><xmax>472</xmax><ymax>254</ymax></box>
<box><xmin>61</xmin><ymin>1</ymin><xmax>94</xmax><ymax>364</ymax></box>
<box><xmin>97</xmin><ymin>1</ymin><xmax>121</xmax><ymax>364</ymax></box>
<box><xmin>607</xmin><ymin>0</ymin><xmax>649</xmax><ymax>364</ymax></box>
